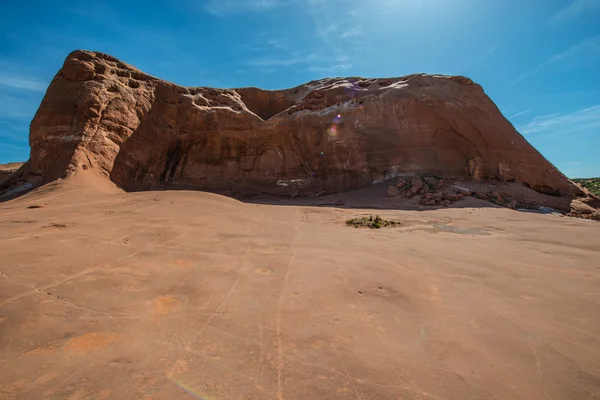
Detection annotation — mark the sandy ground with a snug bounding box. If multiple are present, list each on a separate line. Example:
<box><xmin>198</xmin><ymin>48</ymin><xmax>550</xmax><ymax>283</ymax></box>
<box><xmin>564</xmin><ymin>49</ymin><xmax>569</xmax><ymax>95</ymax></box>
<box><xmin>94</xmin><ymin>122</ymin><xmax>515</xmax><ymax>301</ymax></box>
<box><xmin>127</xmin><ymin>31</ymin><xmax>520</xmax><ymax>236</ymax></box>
<box><xmin>1</xmin><ymin>173</ymin><xmax>600</xmax><ymax>400</ymax></box>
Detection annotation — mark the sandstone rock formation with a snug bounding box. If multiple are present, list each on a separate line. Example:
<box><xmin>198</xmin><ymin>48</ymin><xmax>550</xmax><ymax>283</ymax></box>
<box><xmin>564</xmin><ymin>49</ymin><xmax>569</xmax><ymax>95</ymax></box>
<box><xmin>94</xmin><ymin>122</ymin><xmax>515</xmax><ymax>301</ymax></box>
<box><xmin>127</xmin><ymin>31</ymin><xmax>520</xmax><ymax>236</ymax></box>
<box><xmin>1</xmin><ymin>50</ymin><xmax>585</xmax><ymax>199</ymax></box>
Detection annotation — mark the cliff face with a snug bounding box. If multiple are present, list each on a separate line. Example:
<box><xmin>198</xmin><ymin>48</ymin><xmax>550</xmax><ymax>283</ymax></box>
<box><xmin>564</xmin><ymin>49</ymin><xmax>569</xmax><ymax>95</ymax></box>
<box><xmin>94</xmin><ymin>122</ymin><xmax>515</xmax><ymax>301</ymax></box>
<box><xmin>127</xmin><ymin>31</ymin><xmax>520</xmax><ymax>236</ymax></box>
<box><xmin>17</xmin><ymin>50</ymin><xmax>579</xmax><ymax>197</ymax></box>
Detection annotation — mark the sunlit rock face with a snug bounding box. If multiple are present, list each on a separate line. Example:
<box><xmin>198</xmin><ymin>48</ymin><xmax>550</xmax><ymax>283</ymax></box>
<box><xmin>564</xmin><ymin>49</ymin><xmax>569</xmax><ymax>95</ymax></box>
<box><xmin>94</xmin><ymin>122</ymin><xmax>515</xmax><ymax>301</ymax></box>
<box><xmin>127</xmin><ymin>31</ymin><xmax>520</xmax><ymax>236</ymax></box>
<box><xmin>23</xmin><ymin>50</ymin><xmax>578</xmax><ymax>197</ymax></box>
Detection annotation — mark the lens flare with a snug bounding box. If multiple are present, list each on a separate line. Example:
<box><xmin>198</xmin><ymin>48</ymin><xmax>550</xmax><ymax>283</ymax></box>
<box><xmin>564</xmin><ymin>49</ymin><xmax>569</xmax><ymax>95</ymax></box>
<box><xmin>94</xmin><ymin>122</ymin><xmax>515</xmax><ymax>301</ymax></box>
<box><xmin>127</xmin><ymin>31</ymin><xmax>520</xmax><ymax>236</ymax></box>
<box><xmin>166</xmin><ymin>375</ymin><xmax>211</xmax><ymax>399</ymax></box>
<box><xmin>327</xmin><ymin>124</ymin><xmax>338</xmax><ymax>138</ymax></box>
<box><xmin>327</xmin><ymin>113</ymin><xmax>342</xmax><ymax>140</ymax></box>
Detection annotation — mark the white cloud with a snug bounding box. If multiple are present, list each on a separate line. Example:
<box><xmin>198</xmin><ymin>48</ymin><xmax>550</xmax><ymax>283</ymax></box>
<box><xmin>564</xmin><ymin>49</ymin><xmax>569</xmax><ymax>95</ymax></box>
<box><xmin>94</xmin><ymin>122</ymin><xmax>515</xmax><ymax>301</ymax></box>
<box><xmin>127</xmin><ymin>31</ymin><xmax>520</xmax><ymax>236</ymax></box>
<box><xmin>266</xmin><ymin>39</ymin><xmax>290</xmax><ymax>52</ymax></box>
<box><xmin>508</xmin><ymin>108</ymin><xmax>533</xmax><ymax>119</ymax></box>
<box><xmin>233</xmin><ymin>0</ymin><xmax>360</xmax><ymax>74</ymax></box>
<box><xmin>238</xmin><ymin>37</ymin><xmax>291</xmax><ymax>54</ymax></box>
<box><xmin>517</xmin><ymin>105</ymin><xmax>600</xmax><ymax>137</ymax></box>
<box><xmin>0</xmin><ymin>74</ymin><xmax>47</xmax><ymax>92</ymax></box>
<box><xmin>244</xmin><ymin>54</ymin><xmax>317</xmax><ymax>67</ymax></box>
<box><xmin>341</xmin><ymin>27</ymin><xmax>363</xmax><ymax>39</ymax></box>
<box><xmin>511</xmin><ymin>36</ymin><xmax>600</xmax><ymax>83</ymax></box>
<box><xmin>550</xmin><ymin>0</ymin><xmax>600</xmax><ymax>23</ymax></box>
<box><xmin>310</xmin><ymin>54</ymin><xmax>352</xmax><ymax>73</ymax></box>
<box><xmin>308</xmin><ymin>63</ymin><xmax>352</xmax><ymax>73</ymax></box>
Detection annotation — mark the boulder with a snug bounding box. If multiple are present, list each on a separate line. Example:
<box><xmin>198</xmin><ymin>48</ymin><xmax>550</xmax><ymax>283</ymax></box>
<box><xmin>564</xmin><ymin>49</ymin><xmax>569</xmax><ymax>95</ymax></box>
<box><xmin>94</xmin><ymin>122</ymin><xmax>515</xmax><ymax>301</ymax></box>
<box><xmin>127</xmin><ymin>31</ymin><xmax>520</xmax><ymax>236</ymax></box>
<box><xmin>443</xmin><ymin>192</ymin><xmax>458</xmax><ymax>201</ymax></box>
<box><xmin>424</xmin><ymin>176</ymin><xmax>439</xmax><ymax>187</ymax></box>
<box><xmin>387</xmin><ymin>186</ymin><xmax>399</xmax><ymax>197</ymax></box>
<box><xmin>396</xmin><ymin>178</ymin><xmax>408</xmax><ymax>188</ymax></box>
<box><xmin>410</xmin><ymin>177</ymin><xmax>424</xmax><ymax>194</ymax></box>
<box><xmin>455</xmin><ymin>187</ymin><xmax>472</xmax><ymax>196</ymax></box>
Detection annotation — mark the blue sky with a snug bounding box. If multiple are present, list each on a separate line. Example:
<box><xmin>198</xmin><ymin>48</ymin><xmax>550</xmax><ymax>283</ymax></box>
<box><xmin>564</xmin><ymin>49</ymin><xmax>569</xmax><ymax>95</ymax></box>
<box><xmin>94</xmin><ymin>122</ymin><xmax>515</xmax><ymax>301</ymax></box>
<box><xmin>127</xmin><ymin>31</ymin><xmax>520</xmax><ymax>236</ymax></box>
<box><xmin>1</xmin><ymin>0</ymin><xmax>599</xmax><ymax>177</ymax></box>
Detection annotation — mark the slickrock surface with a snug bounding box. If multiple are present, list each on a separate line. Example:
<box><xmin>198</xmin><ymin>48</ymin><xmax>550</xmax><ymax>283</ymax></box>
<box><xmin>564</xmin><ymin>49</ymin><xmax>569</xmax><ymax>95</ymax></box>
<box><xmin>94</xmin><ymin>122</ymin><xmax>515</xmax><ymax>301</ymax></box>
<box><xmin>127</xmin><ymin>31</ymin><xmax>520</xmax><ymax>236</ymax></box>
<box><xmin>1</xmin><ymin>173</ymin><xmax>599</xmax><ymax>399</ymax></box>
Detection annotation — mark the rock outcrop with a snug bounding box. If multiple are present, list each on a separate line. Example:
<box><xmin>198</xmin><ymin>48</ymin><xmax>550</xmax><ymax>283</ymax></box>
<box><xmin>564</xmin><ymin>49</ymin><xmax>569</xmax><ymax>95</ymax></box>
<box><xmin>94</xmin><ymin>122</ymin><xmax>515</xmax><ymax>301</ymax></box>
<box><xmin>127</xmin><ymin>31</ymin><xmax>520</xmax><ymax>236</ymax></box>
<box><xmin>0</xmin><ymin>162</ymin><xmax>23</xmax><ymax>185</ymax></box>
<box><xmin>2</xmin><ymin>50</ymin><xmax>584</xmax><ymax>198</ymax></box>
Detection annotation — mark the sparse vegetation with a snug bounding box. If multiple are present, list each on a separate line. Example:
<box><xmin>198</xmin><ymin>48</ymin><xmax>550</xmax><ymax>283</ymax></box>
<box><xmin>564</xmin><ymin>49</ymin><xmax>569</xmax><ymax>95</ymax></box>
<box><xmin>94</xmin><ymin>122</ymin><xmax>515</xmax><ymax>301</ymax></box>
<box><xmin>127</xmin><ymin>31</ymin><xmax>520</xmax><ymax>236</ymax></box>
<box><xmin>346</xmin><ymin>215</ymin><xmax>401</xmax><ymax>229</ymax></box>
<box><xmin>399</xmin><ymin>182</ymin><xmax>412</xmax><ymax>191</ymax></box>
<box><xmin>572</xmin><ymin>178</ymin><xmax>600</xmax><ymax>197</ymax></box>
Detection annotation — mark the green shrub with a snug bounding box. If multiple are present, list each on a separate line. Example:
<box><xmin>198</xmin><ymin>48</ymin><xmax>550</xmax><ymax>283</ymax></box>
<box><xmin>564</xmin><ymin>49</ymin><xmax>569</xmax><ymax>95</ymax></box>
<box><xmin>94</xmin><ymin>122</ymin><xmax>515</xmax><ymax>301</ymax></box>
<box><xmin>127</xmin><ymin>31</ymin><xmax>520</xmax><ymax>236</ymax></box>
<box><xmin>346</xmin><ymin>215</ymin><xmax>401</xmax><ymax>229</ymax></box>
<box><xmin>572</xmin><ymin>178</ymin><xmax>600</xmax><ymax>197</ymax></box>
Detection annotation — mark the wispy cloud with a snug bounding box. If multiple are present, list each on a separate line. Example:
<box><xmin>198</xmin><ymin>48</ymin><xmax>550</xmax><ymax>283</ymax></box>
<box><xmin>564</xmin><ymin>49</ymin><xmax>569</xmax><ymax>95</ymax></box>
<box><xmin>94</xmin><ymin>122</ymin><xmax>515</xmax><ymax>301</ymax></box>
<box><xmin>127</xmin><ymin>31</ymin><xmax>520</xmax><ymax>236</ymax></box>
<box><xmin>511</xmin><ymin>36</ymin><xmax>600</xmax><ymax>84</ymax></box>
<box><xmin>240</xmin><ymin>26</ymin><xmax>353</xmax><ymax>73</ymax></box>
<box><xmin>241</xmin><ymin>37</ymin><xmax>318</xmax><ymax>68</ymax></box>
<box><xmin>304</xmin><ymin>1</ymin><xmax>361</xmax><ymax>72</ymax></box>
<box><xmin>0</xmin><ymin>92</ymin><xmax>39</xmax><ymax>118</ymax></box>
<box><xmin>508</xmin><ymin>108</ymin><xmax>533</xmax><ymax>119</ymax></box>
<box><xmin>341</xmin><ymin>27</ymin><xmax>363</xmax><ymax>39</ymax></box>
<box><xmin>517</xmin><ymin>105</ymin><xmax>600</xmax><ymax>137</ymax></box>
<box><xmin>243</xmin><ymin>54</ymin><xmax>316</xmax><ymax>67</ymax></box>
<box><xmin>550</xmin><ymin>0</ymin><xmax>600</xmax><ymax>23</ymax></box>
<box><xmin>233</xmin><ymin>0</ymin><xmax>360</xmax><ymax>73</ymax></box>
<box><xmin>0</xmin><ymin>74</ymin><xmax>47</xmax><ymax>92</ymax></box>
<box><xmin>481</xmin><ymin>42</ymin><xmax>501</xmax><ymax>58</ymax></box>
<box><xmin>308</xmin><ymin>63</ymin><xmax>352</xmax><ymax>73</ymax></box>
<box><xmin>204</xmin><ymin>0</ymin><xmax>290</xmax><ymax>16</ymax></box>
<box><xmin>66</xmin><ymin>2</ymin><xmax>119</xmax><ymax>20</ymax></box>
<box><xmin>266</xmin><ymin>39</ymin><xmax>291</xmax><ymax>52</ymax></box>
<box><xmin>307</xmin><ymin>53</ymin><xmax>352</xmax><ymax>73</ymax></box>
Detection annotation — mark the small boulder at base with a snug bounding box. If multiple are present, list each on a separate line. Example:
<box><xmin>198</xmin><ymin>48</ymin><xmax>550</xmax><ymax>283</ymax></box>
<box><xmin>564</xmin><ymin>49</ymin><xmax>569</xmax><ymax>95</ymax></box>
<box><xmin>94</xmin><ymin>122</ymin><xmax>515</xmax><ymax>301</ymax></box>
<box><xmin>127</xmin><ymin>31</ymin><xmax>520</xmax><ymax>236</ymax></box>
<box><xmin>410</xmin><ymin>177</ymin><xmax>424</xmax><ymax>194</ymax></box>
<box><xmin>424</xmin><ymin>176</ymin><xmax>439</xmax><ymax>187</ymax></box>
<box><xmin>387</xmin><ymin>186</ymin><xmax>399</xmax><ymax>197</ymax></box>
<box><xmin>396</xmin><ymin>178</ymin><xmax>408</xmax><ymax>188</ymax></box>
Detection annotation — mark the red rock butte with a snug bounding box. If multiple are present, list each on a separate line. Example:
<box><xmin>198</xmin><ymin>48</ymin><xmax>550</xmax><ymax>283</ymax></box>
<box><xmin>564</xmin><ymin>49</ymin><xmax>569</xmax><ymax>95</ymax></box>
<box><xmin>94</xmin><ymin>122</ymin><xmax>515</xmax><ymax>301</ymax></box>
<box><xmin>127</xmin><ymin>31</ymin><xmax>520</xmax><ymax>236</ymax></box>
<box><xmin>1</xmin><ymin>50</ymin><xmax>584</xmax><ymax>199</ymax></box>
